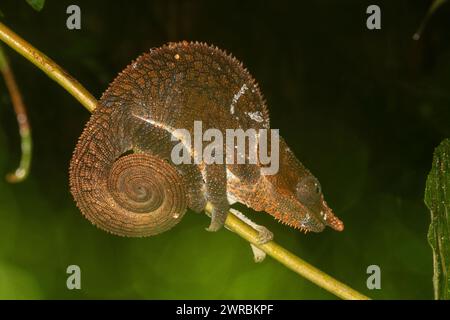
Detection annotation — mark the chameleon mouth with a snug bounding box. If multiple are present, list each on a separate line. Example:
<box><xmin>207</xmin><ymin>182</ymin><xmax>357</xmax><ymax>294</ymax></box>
<box><xmin>302</xmin><ymin>217</ymin><xmax>326</xmax><ymax>233</ymax></box>
<box><xmin>262</xmin><ymin>195</ymin><xmax>344</xmax><ymax>233</ymax></box>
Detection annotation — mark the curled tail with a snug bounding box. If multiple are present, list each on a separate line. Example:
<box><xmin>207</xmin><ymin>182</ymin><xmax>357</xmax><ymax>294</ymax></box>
<box><xmin>69</xmin><ymin>107</ymin><xmax>188</xmax><ymax>237</ymax></box>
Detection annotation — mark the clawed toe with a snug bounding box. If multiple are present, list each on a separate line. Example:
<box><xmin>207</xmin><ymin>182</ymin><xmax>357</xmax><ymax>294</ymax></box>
<box><xmin>255</xmin><ymin>225</ymin><xmax>274</xmax><ymax>244</ymax></box>
<box><xmin>250</xmin><ymin>244</ymin><xmax>266</xmax><ymax>263</ymax></box>
<box><xmin>205</xmin><ymin>207</ymin><xmax>227</xmax><ymax>232</ymax></box>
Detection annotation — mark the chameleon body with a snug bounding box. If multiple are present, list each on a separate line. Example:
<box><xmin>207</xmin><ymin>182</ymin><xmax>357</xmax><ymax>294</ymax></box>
<box><xmin>69</xmin><ymin>42</ymin><xmax>343</xmax><ymax>237</ymax></box>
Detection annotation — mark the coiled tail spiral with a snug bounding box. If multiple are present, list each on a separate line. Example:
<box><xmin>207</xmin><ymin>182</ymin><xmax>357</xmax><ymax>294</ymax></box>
<box><xmin>69</xmin><ymin>110</ymin><xmax>187</xmax><ymax>237</ymax></box>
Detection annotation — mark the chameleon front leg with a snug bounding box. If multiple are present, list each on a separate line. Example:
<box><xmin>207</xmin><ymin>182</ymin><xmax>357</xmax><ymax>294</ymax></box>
<box><xmin>203</xmin><ymin>163</ymin><xmax>273</xmax><ymax>262</ymax></box>
<box><xmin>228</xmin><ymin>208</ymin><xmax>274</xmax><ymax>263</ymax></box>
<box><xmin>205</xmin><ymin>163</ymin><xmax>230</xmax><ymax>231</ymax></box>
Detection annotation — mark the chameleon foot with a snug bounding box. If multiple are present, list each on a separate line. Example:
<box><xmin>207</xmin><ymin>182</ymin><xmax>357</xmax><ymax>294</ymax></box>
<box><xmin>250</xmin><ymin>244</ymin><xmax>266</xmax><ymax>263</ymax></box>
<box><xmin>205</xmin><ymin>207</ymin><xmax>228</xmax><ymax>232</ymax></box>
<box><xmin>254</xmin><ymin>225</ymin><xmax>274</xmax><ymax>245</ymax></box>
<box><xmin>229</xmin><ymin>208</ymin><xmax>274</xmax><ymax>262</ymax></box>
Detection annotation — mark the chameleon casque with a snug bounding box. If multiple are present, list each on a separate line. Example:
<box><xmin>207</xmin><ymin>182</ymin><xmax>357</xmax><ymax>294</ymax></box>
<box><xmin>69</xmin><ymin>42</ymin><xmax>344</xmax><ymax>243</ymax></box>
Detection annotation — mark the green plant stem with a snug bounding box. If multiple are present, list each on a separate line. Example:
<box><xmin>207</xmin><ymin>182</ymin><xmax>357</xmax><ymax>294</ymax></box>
<box><xmin>207</xmin><ymin>204</ymin><xmax>369</xmax><ymax>300</ymax></box>
<box><xmin>0</xmin><ymin>22</ymin><xmax>96</xmax><ymax>112</ymax></box>
<box><xmin>0</xmin><ymin>44</ymin><xmax>32</xmax><ymax>183</ymax></box>
<box><xmin>0</xmin><ymin>21</ymin><xmax>370</xmax><ymax>300</ymax></box>
<box><xmin>413</xmin><ymin>0</ymin><xmax>448</xmax><ymax>40</ymax></box>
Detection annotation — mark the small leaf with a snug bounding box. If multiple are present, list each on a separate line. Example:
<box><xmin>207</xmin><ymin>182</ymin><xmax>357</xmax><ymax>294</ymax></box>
<box><xmin>25</xmin><ymin>0</ymin><xmax>45</xmax><ymax>12</ymax></box>
<box><xmin>425</xmin><ymin>139</ymin><xmax>450</xmax><ymax>300</ymax></box>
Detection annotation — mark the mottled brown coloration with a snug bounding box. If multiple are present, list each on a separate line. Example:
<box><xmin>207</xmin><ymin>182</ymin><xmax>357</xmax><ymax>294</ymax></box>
<box><xmin>69</xmin><ymin>41</ymin><xmax>343</xmax><ymax>237</ymax></box>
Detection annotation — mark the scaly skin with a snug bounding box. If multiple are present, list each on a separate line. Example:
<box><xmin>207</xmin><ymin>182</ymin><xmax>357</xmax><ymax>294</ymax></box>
<box><xmin>69</xmin><ymin>41</ymin><xmax>343</xmax><ymax>237</ymax></box>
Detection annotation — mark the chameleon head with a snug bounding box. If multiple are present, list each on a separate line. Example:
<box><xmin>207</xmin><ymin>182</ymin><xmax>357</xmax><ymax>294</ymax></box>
<box><xmin>260</xmin><ymin>138</ymin><xmax>344</xmax><ymax>233</ymax></box>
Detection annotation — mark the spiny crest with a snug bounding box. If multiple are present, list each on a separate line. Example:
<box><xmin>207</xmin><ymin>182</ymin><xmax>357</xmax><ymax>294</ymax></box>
<box><xmin>97</xmin><ymin>41</ymin><xmax>270</xmax><ymax>125</ymax></box>
<box><xmin>274</xmin><ymin>214</ymin><xmax>309</xmax><ymax>234</ymax></box>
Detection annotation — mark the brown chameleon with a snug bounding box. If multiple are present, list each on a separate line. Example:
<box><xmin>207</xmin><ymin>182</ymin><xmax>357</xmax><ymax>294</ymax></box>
<box><xmin>69</xmin><ymin>41</ymin><xmax>343</xmax><ymax>240</ymax></box>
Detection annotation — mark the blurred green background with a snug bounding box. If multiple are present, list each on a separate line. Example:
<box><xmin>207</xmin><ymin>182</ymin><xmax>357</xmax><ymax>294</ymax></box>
<box><xmin>0</xmin><ymin>0</ymin><xmax>449</xmax><ymax>299</ymax></box>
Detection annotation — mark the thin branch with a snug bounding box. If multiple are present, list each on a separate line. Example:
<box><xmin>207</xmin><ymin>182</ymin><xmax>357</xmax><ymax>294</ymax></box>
<box><xmin>207</xmin><ymin>204</ymin><xmax>369</xmax><ymax>300</ymax></box>
<box><xmin>0</xmin><ymin>21</ymin><xmax>370</xmax><ymax>300</ymax></box>
<box><xmin>413</xmin><ymin>0</ymin><xmax>448</xmax><ymax>40</ymax></box>
<box><xmin>0</xmin><ymin>23</ymin><xmax>96</xmax><ymax>112</ymax></box>
<box><xmin>0</xmin><ymin>44</ymin><xmax>32</xmax><ymax>182</ymax></box>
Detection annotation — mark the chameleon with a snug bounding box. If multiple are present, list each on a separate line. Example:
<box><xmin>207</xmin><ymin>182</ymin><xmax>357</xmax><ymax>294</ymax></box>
<box><xmin>69</xmin><ymin>41</ymin><xmax>344</xmax><ymax>243</ymax></box>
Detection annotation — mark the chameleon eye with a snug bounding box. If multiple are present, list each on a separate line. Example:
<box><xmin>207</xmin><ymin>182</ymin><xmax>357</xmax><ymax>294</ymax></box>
<box><xmin>296</xmin><ymin>176</ymin><xmax>321</xmax><ymax>205</ymax></box>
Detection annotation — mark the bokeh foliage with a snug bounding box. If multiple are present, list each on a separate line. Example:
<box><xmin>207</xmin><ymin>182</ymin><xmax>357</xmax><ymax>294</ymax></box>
<box><xmin>0</xmin><ymin>0</ymin><xmax>449</xmax><ymax>299</ymax></box>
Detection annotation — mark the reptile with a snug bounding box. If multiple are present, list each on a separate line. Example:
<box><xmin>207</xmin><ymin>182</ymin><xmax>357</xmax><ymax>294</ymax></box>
<box><xmin>69</xmin><ymin>41</ymin><xmax>344</xmax><ymax>247</ymax></box>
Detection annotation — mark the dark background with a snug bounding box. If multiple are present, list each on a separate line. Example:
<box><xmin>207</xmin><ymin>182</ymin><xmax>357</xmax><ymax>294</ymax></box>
<box><xmin>0</xmin><ymin>0</ymin><xmax>449</xmax><ymax>299</ymax></box>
